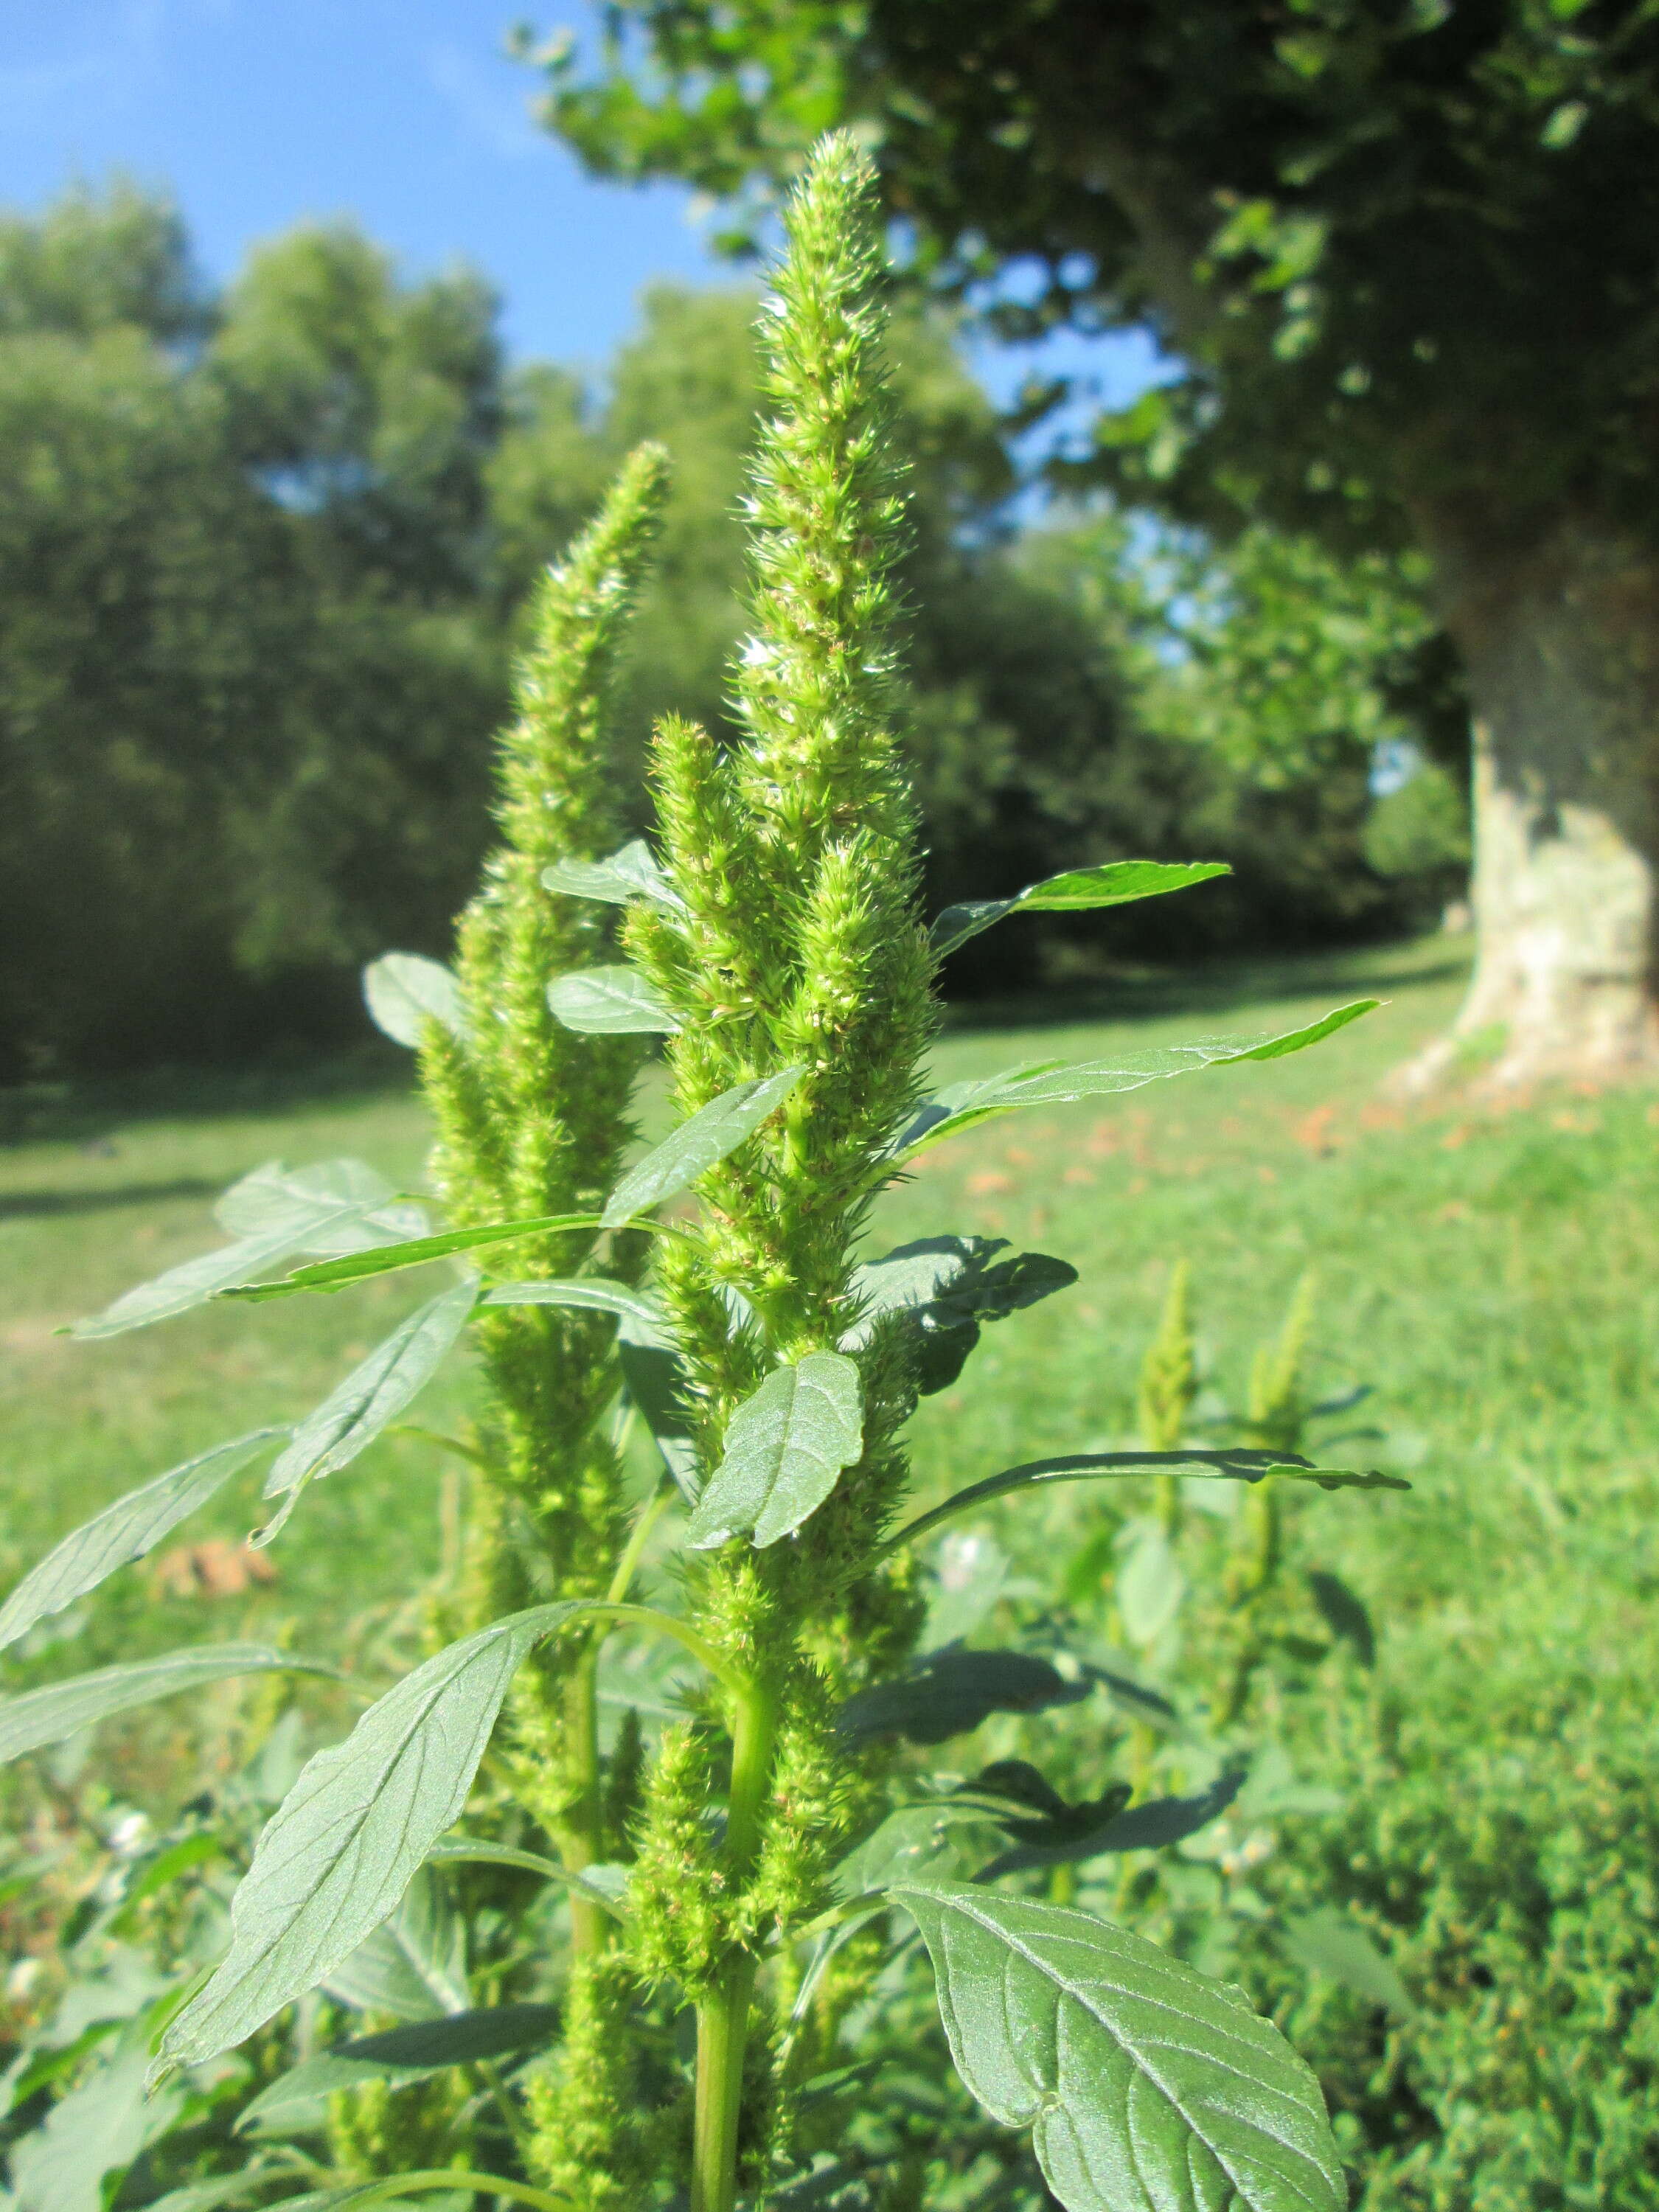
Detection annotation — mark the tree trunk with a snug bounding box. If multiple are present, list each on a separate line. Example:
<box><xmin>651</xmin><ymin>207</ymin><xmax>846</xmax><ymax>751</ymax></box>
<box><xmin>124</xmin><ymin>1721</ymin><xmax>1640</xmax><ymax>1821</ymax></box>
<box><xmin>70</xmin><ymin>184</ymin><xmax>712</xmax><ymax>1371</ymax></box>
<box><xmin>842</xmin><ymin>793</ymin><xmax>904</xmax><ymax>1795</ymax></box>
<box><xmin>1405</xmin><ymin>509</ymin><xmax>1659</xmax><ymax>1091</ymax></box>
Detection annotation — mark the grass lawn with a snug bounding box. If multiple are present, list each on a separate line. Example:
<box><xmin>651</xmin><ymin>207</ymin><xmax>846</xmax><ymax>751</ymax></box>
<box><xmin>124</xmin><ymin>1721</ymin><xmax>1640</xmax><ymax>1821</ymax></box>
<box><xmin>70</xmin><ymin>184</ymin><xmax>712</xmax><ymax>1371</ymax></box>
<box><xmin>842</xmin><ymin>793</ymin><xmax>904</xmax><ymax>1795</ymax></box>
<box><xmin>4</xmin><ymin>931</ymin><xmax>1656</xmax><ymax>1789</ymax></box>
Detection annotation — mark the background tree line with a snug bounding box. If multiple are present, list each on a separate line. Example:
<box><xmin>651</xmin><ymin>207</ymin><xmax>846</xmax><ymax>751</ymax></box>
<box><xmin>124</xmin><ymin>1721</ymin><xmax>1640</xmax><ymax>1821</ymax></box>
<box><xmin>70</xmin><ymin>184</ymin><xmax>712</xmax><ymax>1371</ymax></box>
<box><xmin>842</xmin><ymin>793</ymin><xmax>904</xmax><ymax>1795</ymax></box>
<box><xmin>0</xmin><ymin>181</ymin><xmax>1461</xmax><ymax>1082</ymax></box>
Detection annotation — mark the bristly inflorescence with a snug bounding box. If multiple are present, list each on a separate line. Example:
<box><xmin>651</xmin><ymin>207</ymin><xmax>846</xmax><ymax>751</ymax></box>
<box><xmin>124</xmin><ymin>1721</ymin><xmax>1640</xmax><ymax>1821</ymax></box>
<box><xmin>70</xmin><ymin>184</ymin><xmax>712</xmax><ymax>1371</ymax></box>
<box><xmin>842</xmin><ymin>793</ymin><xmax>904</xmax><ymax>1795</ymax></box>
<box><xmin>622</xmin><ymin>135</ymin><xmax>936</xmax><ymax>2090</ymax></box>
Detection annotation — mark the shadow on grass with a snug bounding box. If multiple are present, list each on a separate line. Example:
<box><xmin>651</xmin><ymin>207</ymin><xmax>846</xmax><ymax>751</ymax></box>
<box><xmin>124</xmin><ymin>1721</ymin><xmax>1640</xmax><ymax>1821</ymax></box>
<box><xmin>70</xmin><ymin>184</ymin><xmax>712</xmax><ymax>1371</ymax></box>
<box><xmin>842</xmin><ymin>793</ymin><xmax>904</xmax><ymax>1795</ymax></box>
<box><xmin>940</xmin><ymin>940</ymin><xmax>1471</xmax><ymax>1039</ymax></box>
<box><xmin>0</xmin><ymin>1047</ymin><xmax>412</xmax><ymax>1150</ymax></box>
<box><xmin>0</xmin><ymin>1178</ymin><xmax>223</xmax><ymax>1221</ymax></box>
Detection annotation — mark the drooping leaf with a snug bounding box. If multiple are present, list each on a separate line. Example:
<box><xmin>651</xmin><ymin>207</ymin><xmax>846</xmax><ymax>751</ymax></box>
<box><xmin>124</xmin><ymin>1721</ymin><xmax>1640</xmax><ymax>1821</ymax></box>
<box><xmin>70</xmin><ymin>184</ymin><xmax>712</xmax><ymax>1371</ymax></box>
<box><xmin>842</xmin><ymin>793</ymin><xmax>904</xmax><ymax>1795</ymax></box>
<box><xmin>9</xmin><ymin>2014</ymin><xmax>185</xmax><ymax>2212</ymax></box>
<box><xmin>215</xmin><ymin>1159</ymin><xmax>430</xmax><ymax>1254</ymax></box>
<box><xmin>893</xmin><ymin>1001</ymin><xmax>1380</xmax><ymax>1157</ymax></box>
<box><xmin>836</xmin><ymin>1649</ymin><xmax>1090</xmax><ymax>1747</ymax></box>
<box><xmin>886</xmin><ymin>1448</ymin><xmax>1405</xmax><ymax>1555</ymax></box>
<box><xmin>686</xmin><ymin>1352</ymin><xmax>863</xmax><ymax>1548</ymax></box>
<box><xmin>601</xmin><ymin>1065</ymin><xmax>805</xmax><ymax>1228</ymax></box>
<box><xmin>548</xmin><ymin>966</ymin><xmax>682</xmax><ymax>1034</ymax></box>
<box><xmin>257</xmin><ymin>1279</ymin><xmax>479</xmax><ymax>1543</ymax></box>
<box><xmin>237</xmin><ymin>2004</ymin><xmax>563</xmax><ymax>2133</ymax></box>
<box><xmin>979</xmin><ymin>1767</ymin><xmax>1246</xmax><ymax>1878</ymax></box>
<box><xmin>1306</xmin><ymin>1570</ymin><xmax>1376</xmax><ymax>1666</ymax></box>
<box><xmin>0</xmin><ymin>1429</ymin><xmax>285</xmax><ymax>1653</ymax></box>
<box><xmin>615</xmin><ymin>1306</ymin><xmax>700</xmax><ymax>1500</ymax></box>
<box><xmin>892</xmin><ymin>1882</ymin><xmax>1344</xmax><ymax>2212</ymax></box>
<box><xmin>543</xmin><ymin>838</ymin><xmax>686</xmax><ymax>912</ymax></box>
<box><xmin>483</xmin><ymin>1278</ymin><xmax>664</xmax><ymax>1329</ymax></box>
<box><xmin>0</xmin><ymin>1646</ymin><xmax>330</xmax><ymax>1766</ymax></box>
<box><xmin>322</xmin><ymin>1868</ymin><xmax>467</xmax><ymax>2021</ymax></box>
<box><xmin>70</xmin><ymin>1222</ymin><xmax>363</xmax><ymax>1340</ymax></box>
<box><xmin>156</xmin><ymin>1602</ymin><xmax>585</xmax><ymax>2076</ymax></box>
<box><xmin>1280</xmin><ymin>1907</ymin><xmax>1411</xmax><ymax>2017</ymax></box>
<box><xmin>931</xmin><ymin>860</ymin><xmax>1231</xmax><ymax>959</ymax></box>
<box><xmin>220</xmin><ymin>1214</ymin><xmax>609</xmax><ymax>1301</ymax></box>
<box><xmin>362</xmin><ymin>953</ymin><xmax>467</xmax><ymax>1048</ymax></box>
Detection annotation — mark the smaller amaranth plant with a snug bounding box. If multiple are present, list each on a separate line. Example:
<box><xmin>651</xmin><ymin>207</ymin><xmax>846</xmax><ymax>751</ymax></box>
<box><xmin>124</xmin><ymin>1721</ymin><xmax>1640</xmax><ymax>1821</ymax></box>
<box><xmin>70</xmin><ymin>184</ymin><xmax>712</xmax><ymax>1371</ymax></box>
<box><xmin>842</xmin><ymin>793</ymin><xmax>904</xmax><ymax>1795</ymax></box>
<box><xmin>1</xmin><ymin>137</ymin><xmax>1408</xmax><ymax>2212</ymax></box>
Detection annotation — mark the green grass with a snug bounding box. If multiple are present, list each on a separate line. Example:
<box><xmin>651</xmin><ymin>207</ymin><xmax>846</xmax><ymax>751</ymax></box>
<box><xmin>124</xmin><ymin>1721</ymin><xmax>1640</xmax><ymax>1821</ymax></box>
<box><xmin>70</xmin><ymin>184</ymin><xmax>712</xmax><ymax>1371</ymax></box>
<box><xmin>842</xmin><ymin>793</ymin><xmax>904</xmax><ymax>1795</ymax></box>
<box><xmin>7</xmin><ymin>936</ymin><xmax>1659</xmax><ymax>2202</ymax></box>
<box><xmin>6</xmin><ymin>933</ymin><xmax>1655</xmax><ymax>1692</ymax></box>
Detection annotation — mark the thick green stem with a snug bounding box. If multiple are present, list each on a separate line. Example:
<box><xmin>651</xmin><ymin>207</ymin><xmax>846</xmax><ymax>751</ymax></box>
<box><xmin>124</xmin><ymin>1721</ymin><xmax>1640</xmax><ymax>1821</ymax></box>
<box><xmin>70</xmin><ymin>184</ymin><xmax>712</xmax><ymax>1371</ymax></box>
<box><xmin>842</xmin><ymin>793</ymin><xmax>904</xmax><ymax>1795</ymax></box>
<box><xmin>690</xmin><ymin>1677</ymin><xmax>777</xmax><ymax>2212</ymax></box>
<box><xmin>560</xmin><ymin>1649</ymin><xmax>604</xmax><ymax>1960</ymax></box>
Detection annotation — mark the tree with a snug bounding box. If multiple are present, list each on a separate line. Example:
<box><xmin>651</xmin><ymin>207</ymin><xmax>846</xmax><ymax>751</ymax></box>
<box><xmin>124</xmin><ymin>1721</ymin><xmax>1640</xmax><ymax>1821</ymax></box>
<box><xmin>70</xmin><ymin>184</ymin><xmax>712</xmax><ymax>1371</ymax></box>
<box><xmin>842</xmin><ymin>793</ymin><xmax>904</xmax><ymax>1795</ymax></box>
<box><xmin>528</xmin><ymin>0</ymin><xmax>1659</xmax><ymax>1085</ymax></box>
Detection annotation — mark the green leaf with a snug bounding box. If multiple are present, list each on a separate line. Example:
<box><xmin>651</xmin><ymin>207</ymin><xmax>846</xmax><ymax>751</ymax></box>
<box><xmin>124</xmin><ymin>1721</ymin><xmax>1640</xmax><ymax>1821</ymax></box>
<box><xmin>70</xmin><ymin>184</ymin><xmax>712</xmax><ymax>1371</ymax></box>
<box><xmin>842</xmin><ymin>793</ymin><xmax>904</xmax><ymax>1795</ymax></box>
<box><xmin>0</xmin><ymin>1646</ymin><xmax>330</xmax><ymax>1766</ymax></box>
<box><xmin>1280</xmin><ymin>1907</ymin><xmax>1411</xmax><ymax>2017</ymax></box>
<box><xmin>542</xmin><ymin>838</ymin><xmax>686</xmax><ymax>912</ymax></box>
<box><xmin>425</xmin><ymin>1837</ymin><xmax>633</xmax><ymax>1918</ymax></box>
<box><xmin>891</xmin><ymin>1882</ymin><xmax>1344</xmax><ymax>2212</ymax></box>
<box><xmin>843</xmin><ymin>1238</ymin><xmax>1078</xmax><ymax>1394</ymax></box>
<box><xmin>832</xmin><ymin>1803</ymin><xmax>1002</xmax><ymax>1899</ymax></box>
<box><xmin>931</xmin><ymin>860</ymin><xmax>1230</xmax><ymax>959</ymax></box>
<box><xmin>0</xmin><ymin>1429</ymin><xmax>285</xmax><ymax>1653</ymax></box>
<box><xmin>1117</xmin><ymin>1523</ymin><xmax>1186</xmax><ymax>1647</ymax></box>
<box><xmin>8</xmin><ymin>2014</ymin><xmax>185</xmax><ymax>2212</ymax></box>
<box><xmin>362</xmin><ymin>953</ymin><xmax>467</xmax><ymax>1048</ymax></box>
<box><xmin>322</xmin><ymin>1868</ymin><xmax>467</xmax><ymax>2021</ymax></box>
<box><xmin>686</xmin><ymin>1352</ymin><xmax>862</xmax><ymax>1548</ymax></box>
<box><xmin>616</xmin><ymin>1306</ymin><xmax>700</xmax><ymax>1500</ymax></box>
<box><xmin>601</xmin><ymin>1065</ymin><xmax>804</xmax><ymax>1228</ymax></box>
<box><xmin>548</xmin><ymin>965</ymin><xmax>682</xmax><ymax>1033</ymax></box>
<box><xmin>835</xmin><ymin>1649</ymin><xmax>1090</xmax><ymax>1747</ymax></box>
<box><xmin>482</xmin><ymin>1278</ymin><xmax>664</xmax><ymax>1329</ymax></box>
<box><xmin>215</xmin><ymin>1159</ymin><xmax>430</xmax><ymax>1254</ymax></box>
<box><xmin>980</xmin><ymin>1767</ymin><xmax>1245</xmax><ymax>1878</ymax></box>
<box><xmin>69</xmin><ymin>1223</ymin><xmax>360</xmax><ymax>1340</ymax></box>
<box><xmin>884</xmin><ymin>1450</ymin><xmax>1357</xmax><ymax>1558</ymax></box>
<box><xmin>894</xmin><ymin>1001</ymin><xmax>1380</xmax><ymax>1155</ymax></box>
<box><xmin>1306</xmin><ymin>1570</ymin><xmax>1376</xmax><ymax>1664</ymax></box>
<box><xmin>237</xmin><ymin>2004</ymin><xmax>563</xmax><ymax>2133</ymax></box>
<box><xmin>257</xmin><ymin>1279</ymin><xmax>479</xmax><ymax>1543</ymax></box>
<box><xmin>921</xmin><ymin>1530</ymin><xmax>1010</xmax><ymax>1652</ymax></box>
<box><xmin>1266</xmin><ymin>1462</ymin><xmax>1408</xmax><ymax>1492</ymax></box>
<box><xmin>220</xmin><ymin>1214</ymin><xmax>608</xmax><ymax>1301</ymax></box>
<box><xmin>156</xmin><ymin>1604</ymin><xmax>588</xmax><ymax>2076</ymax></box>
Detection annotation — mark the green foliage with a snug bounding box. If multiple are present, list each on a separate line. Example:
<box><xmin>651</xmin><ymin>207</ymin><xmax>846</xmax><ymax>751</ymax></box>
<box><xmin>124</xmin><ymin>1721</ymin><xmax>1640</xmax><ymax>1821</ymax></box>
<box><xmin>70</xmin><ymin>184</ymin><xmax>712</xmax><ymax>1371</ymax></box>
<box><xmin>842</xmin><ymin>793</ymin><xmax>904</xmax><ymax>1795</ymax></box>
<box><xmin>1</xmin><ymin>139</ymin><xmax>1415</xmax><ymax>2212</ymax></box>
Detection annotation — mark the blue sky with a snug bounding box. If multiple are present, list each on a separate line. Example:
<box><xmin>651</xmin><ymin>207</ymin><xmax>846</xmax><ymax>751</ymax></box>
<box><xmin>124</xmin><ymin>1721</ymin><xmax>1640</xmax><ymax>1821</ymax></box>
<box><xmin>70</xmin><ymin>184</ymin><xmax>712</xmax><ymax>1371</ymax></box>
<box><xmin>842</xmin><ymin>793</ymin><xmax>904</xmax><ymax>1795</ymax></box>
<box><xmin>0</xmin><ymin>0</ymin><xmax>1159</xmax><ymax>431</ymax></box>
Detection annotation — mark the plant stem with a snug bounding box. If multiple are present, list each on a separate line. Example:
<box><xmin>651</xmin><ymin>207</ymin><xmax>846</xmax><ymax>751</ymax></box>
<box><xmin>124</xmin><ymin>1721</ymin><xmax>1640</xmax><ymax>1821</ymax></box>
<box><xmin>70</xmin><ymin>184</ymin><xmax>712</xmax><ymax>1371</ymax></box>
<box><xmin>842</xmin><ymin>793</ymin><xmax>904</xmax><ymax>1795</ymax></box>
<box><xmin>690</xmin><ymin>1675</ymin><xmax>777</xmax><ymax>2212</ymax></box>
<box><xmin>560</xmin><ymin>1650</ymin><xmax>604</xmax><ymax>1959</ymax></box>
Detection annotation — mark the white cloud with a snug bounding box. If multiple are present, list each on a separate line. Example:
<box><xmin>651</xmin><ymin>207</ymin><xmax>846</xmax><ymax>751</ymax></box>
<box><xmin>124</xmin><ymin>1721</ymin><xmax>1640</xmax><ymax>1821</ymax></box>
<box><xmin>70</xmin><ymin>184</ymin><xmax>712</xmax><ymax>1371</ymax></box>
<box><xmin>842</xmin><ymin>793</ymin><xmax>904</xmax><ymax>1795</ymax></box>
<box><xmin>421</xmin><ymin>38</ymin><xmax>543</xmax><ymax>162</ymax></box>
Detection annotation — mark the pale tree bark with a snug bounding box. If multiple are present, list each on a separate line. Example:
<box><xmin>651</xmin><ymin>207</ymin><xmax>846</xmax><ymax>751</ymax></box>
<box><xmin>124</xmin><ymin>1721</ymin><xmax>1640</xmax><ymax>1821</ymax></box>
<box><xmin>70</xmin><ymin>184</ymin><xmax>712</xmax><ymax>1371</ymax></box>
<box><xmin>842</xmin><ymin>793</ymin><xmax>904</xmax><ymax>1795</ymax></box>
<box><xmin>1403</xmin><ymin>509</ymin><xmax>1659</xmax><ymax>1091</ymax></box>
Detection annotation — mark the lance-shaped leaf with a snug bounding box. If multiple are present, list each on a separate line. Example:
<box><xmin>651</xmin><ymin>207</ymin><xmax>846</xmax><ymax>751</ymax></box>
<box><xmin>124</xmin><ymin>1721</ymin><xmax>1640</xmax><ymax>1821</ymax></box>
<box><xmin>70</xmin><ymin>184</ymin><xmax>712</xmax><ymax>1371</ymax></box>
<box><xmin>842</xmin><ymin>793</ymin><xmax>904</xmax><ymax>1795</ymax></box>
<box><xmin>482</xmin><ymin>1278</ymin><xmax>664</xmax><ymax>1329</ymax></box>
<box><xmin>885</xmin><ymin>1448</ymin><xmax>1406</xmax><ymax>1557</ymax></box>
<box><xmin>215</xmin><ymin>1159</ymin><xmax>430</xmax><ymax>1254</ymax></box>
<box><xmin>0</xmin><ymin>1646</ymin><xmax>330</xmax><ymax>1766</ymax></box>
<box><xmin>686</xmin><ymin>1352</ymin><xmax>862</xmax><ymax>1548</ymax></box>
<box><xmin>362</xmin><ymin>953</ymin><xmax>467</xmax><ymax>1048</ymax></box>
<box><xmin>548</xmin><ymin>965</ymin><xmax>682</xmax><ymax>1034</ymax></box>
<box><xmin>70</xmin><ymin>1222</ymin><xmax>358</xmax><ymax>1340</ymax></box>
<box><xmin>156</xmin><ymin>1602</ymin><xmax>592</xmax><ymax>2076</ymax></box>
<box><xmin>601</xmin><ymin>1065</ymin><xmax>804</xmax><ymax>1228</ymax></box>
<box><xmin>257</xmin><ymin>1279</ymin><xmax>479</xmax><ymax>1544</ymax></box>
<box><xmin>978</xmin><ymin>1767</ymin><xmax>1246</xmax><ymax>1879</ymax></box>
<box><xmin>894</xmin><ymin>1001</ymin><xmax>1380</xmax><ymax>1158</ymax></box>
<box><xmin>931</xmin><ymin>860</ymin><xmax>1231</xmax><ymax>960</ymax></box>
<box><xmin>891</xmin><ymin>1882</ymin><xmax>1344</xmax><ymax>2212</ymax></box>
<box><xmin>0</xmin><ymin>1428</ymin><xmax>286</xmax><ymax>1653</ymax></box>
<box><xmin>543</xmin><ymin>837</ymin><xmax>686</xmax><ymax>912</ymax></box>
<box><xmin>237</xmin><ymin>2004</ymin><xmax>563</xmax><ymax>2134</ymax></box>
<box><xmin>221</xmin><ymin>1213</ymin><xmax>609</xmax><ymax>1301</ymax></box>
<box><xmin>835</xmin><ymin>1649</ymin><xmax>1090</xmax><ymax>1747</ymax></box>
